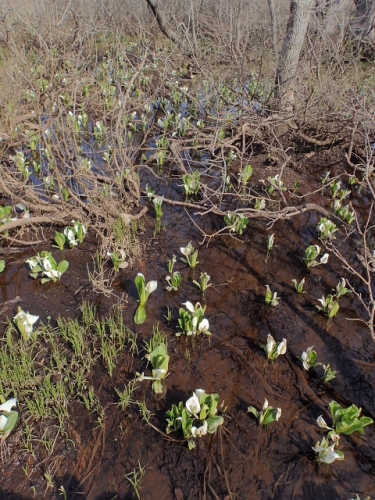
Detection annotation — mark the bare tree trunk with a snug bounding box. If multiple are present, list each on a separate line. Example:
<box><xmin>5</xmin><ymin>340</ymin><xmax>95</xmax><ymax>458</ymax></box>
<box><xmin>275</xmin><ymin>0</ymin><xmax>314</xmax><ymax>109</ymax></box>
<box><xmin>144</xmin><ymin>0</ymin><xmax>182</xmax><ymax>46</ymax></box>
<box><xmin>267</xmin><ymin>0</ymin><xmax>278</xmax><ymax>64</ymax></box>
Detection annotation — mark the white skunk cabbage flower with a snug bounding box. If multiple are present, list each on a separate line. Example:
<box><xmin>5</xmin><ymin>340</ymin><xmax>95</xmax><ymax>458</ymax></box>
<box><xmin>13</xmin><ymin>309</ymin><xmax>39</xmax><ymax>339</ymax></box>
<box><xmin>191</xmin><ymin>420</ymin><xmax>208</xmax><ymax>438</ymax></box>
<box><xmin>186</xmin><ymin>393</ymin><xmax>201</xmax><ymax>416</ymax></box>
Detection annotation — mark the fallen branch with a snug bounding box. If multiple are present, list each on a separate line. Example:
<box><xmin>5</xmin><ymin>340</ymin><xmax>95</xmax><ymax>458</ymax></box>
<box><xmin>0</xmin><ymin>215</ymin><xmax>69</xmax><ymax>235</ymax></box>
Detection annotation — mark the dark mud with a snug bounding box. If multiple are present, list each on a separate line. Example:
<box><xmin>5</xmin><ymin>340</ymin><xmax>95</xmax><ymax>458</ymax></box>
<box><xmin>1</xmin><ymin>161</ymin><xmax>375</xmax><ymax>500</ymax></box>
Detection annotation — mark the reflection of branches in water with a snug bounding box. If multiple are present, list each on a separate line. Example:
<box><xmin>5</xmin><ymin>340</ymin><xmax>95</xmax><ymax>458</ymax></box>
<box><xmin>344</xmin><ymin>372</ymin><xmax>375</xmax><ymax>413</ymax></box>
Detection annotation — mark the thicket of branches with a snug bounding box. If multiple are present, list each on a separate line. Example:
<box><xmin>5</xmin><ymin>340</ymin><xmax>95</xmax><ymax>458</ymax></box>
<box><xmin>0</xmin><ymin>0</ymin><xmax>375</xmax><ymax>335</ymax></box>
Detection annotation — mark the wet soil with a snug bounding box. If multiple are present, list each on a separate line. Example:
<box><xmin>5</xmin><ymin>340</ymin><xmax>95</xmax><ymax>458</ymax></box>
<box><xmin>1</xmin><ymin>158</ymin><xmax>375</xmax><ymax>500</ymax></box>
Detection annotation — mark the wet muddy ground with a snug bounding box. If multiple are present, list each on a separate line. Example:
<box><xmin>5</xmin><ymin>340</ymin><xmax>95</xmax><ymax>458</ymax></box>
<box><xmin>1</xmin><ymin>157</ymin><xmax>375</xmax><ymax>500</ymax></box>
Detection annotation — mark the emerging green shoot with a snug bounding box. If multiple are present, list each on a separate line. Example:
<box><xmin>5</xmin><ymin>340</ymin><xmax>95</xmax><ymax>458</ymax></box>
<box><xmin>0</xmin><ymin>205</ymin><xmax>12</xmax><ymax>225</ymax></box>
<box><xmin>239</xmin><ymin>164</ymin><xmax>253</xmax><ymax>187</ymax></box>
<box><xmin>292</xmin><ymin>277</ymin><xmax>305</xmax><ymax>294</ymax></box>
<box><xmin>316</xmin><ymin>295</ymin><xmax>339</xmax><ymax>318</ymax></box>
<box><xmin>304</xmin><ymin>245</ymin><xmax>329</xmax><ymax>268</ymax></box>
<box><xmin>192</xmin><ymin>272</ymin><xmax>212</xmax><ymax>294</ymax></box>
<box><xmin>299</xmin><ymin>346</ymin><xmax>320</xmax><ymax>371</ymax></box>
<box><xmin>64</xmin><ymin>220</ymin><xmax>87</xmax><ymax>248</ymax></box>
<box><xmin>263</xmin><ymin>334</ymin><xmax>286</xmax><ymax>361</ymax></box>
<box><xmin>330</xmin><ymin>180</ymin><xmax>341</xmax><ymax>198</ymax></box>
<box><xmin>267</xmin><ymin>233</ymin><xmax>275</xmax><ymax>251</ymax></box>
<box><xmin>335</xmin><ymin>278</ymin><xmax>350</xmax><ymax>299</ymax></box>
<box><xmin>153</xmin><ymin>196</ymin><xmax>164</xmax><ymax>232</ymax></box>
<box><xmin>134</xmin><ymin>273</ymin><xmax>157</xmax><ymax>325</ymax></box>
<box><xmin>136</xmin><ymin>342</ymin><xmax>170</xmax><ymax>394</ymax></box>
<box><xmin>13</xmin><ymin>308</ymin><xmax>39</xmax><ymax>340</ymax></box>
<box><xmin>164</xmin><ymin>306</ymin><xmax>173</xmax><ymax>325</ymax></box>
<box><xmin>265</xmin><ymin>285</ymin><xmax>280</xmax><ymax>306</ymax></box>
<box><xmin>182</xmin><ymin>171</ymin><xmax>200</xmax><ymax>196</ymax></box>
<box><xmin>268</xmin><ymin>174</ymin><xmax>284</xmax><ymax>195</ymax></box>
<box><xmin>248</xmin><ymin>398</ymin><xmax>281</xmax><ymax>427</ymax></box>
<box><xmin>254</xmin><ymin>198</ymin><xmax>266</xmax><ymax>210</ymax></box>
<box><xmin>165</xmin><ymin>255</ymin><xmax>181</xmax><ymax>291</ymax></box>
<box><xmin>224</xmin><ymin>212</ymin><xmax>249</xmax><ymax>235</ymax></box>
<box><xmin>317</xmin><ymin>218</ymin><xmax>337</xmax><ymax>240</ymax></box>
<box><xmin>180</xmin><ymin>241</ymin><xmax>199</xmax><ymax>268</ymax></box>
<box><xmin>107</xmin><ymin>250</ymin><xmax>128</xmax><ymax>272</ymax></box>
<box><xmin>165</xmin><ymin>271</ymin><xmax>181</xmax><ymax>292</ymax></box>
<box><xmin>322</xmin><ymin>364</ymin><xmax>337</xmax><ymax>382</ymax></box>
<box><xmin>53</xmin><ymin>231</ymin><xmax>66</xmax><ymax>251</ymax></box>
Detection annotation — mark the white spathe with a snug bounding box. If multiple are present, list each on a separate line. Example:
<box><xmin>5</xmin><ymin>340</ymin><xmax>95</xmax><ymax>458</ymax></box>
<box><xmin>320</xmin><ymin>253</ymin><xmax>329</xmax><ymax>264</ymax></box>
<box><xmin>265</xmin><ymin>335</ymin><xmax>275</xmax><ymax>355</ymax></box>
<box><xmin>186</xmin><ymin>393</ymin><xmax>200</xmax><ymax>416</ymax></box>
<box><xmin>301</xmin><ymin>350</ymin><xmax>310</xmax><ymax>371</ymax></box>
<box><xmin>0</xmin><ymin>398</ymin><xmax>17</xmax><ymax>431</ymax></box>
<box><xmin>180</xmin><ymin>242</ymin><xmax>193</xmax><ymax>256</ymax></box>
<box><xmin>152</xmin><ymin>369</ymin><xmax>166</xmax><ymax>380</ymax></box>
<box><xmin>194</xmin><ymin>389</ymin><xmax>206</xmax><ymax>402</ymax></box>
<box><xmin>13</xmin><ymin>310</ymin><xmax>39</xmax><ymax>338</ymax></box>
<box><xmin>183</xmin><ymin>301</ymin><xmax>195</xmax><ymax>313</ymax></box>
<box><xmin>198</xmin><ymin>319</ymin><xmax>209</xmax><ymax>333</ymax></box>
<box><xmin>146</xmin><ymin>281</ymin><xmax>157</xmax><ymax>294</ymax></box>
<box><xmin>190</xmin><ymin>420</ymin><xmax>208</xmax><ymax>438</ymax></box>
<box><xmin>277</xmin><ymin>339</ymin><xmax>287</xmax><ymax>355</ymax></box>
<box><xmin>26</xmin><ymin>257</ymin><xmax>38</xmax><ymax>270</ymax></box>
<box><xmin>317</xmin><ymin>415</ymin><xmax>329</xmax><ymax>429</ymax></box>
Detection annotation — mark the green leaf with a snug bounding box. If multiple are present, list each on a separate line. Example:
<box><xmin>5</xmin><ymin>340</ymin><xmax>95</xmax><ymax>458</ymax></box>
<box><xmin>206</xmin><ymin>416</ymin><xmax>224</xmax><ymax>433</ymax></box>
<box><xmin>152</xmin><ymin>380</ymin><xmax>164</xmax><ymax>394</ymax></box>
<box><xmin>134</xmin><ymin>305</ymin><xmax>146</xmax><ymax>325</ymax></box>
<box><xmin>329</xmin><ymin>400</ymin><xmax>342</xmax><ymax>424</ymax></box>
<box><xmin>208</xmin><ymin>394</ymin><xmax>219</xmax><ymax>417</ymax></box>
<box><xmin>150</xmin><ymin>344</ymin><xmax>169</xmax><ymax>373</ymax></box>
<box><xmin>335</xmin><ymin>417</ymin><xmax>373</xmax><ymax>436</ymax></box>
<box><xmin>328</xmin><ymin>301</ymin><xmax>339</xmax><ymax>318</ymax></box>
<box><xmin>247</xmin><ymin>406</ymin><xmax>259</xmax><ymax>420</ymax></box>
<box><xmin>199</xmin><ymin>406</ymin><xmax>208</xmax><ymax>421</ymax></box>
<box><xmin>135</xmin><ymin>274</ymin><xmax>146</xmax><ymax>304</ymax></box>
<box><xmin>0</xmin><ymin>260</ymin><xmax>5</xmax><ymax>273</ymax></box>
<box><xmin>329</xmin><ymin>400</ymin><xmax>373</xmax><ymax>436</ymax></box>
<box><xmin>40</xmin><ymin>278</ymin><xmax>51</xmax><ymax>285</ymax></box>
<box><xmin>1</xmin><ymin>411</ymin><xmax>18</xmax><ymax>438</ymax></box>
<box><xmin>188</xmin><ymin>440</ymin><xmax>196</xmax><ymax>450</ymax></box>
<box><xmin>261</xmin><ymin>408</ymin><xmax>279</xmax><ymax>426</ymax></box>
<box><xmin>61</xmin><ymin>187</ymin><xmax>69</xmax><ymax>201</ymax></box>
<box><xmin>54</xmin><ymin>232</ymin><xmax>66</xmax><ymax>250</ymax></box>
<box><xmin>57</xmin><ymin>260</ymin><xmax>69</xmax><ymax>274</ymax></box>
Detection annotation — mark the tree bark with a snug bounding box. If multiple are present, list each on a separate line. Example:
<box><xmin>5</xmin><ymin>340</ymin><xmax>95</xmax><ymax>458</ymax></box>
<box><xmin>267</xmin><ymin>0</ymin><xmax>278</xmax><ymax>64</ymax></box>
<box><xmin>144</xmin><ymin>0</ymin><xmax>182</xmax><ymax>46</ymax></box>
<box><xmin>275</xmin><ymin>0</ymin><xmax>314</xmax><ymax>109</ymax></box>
